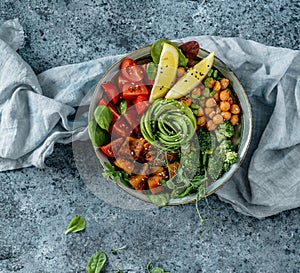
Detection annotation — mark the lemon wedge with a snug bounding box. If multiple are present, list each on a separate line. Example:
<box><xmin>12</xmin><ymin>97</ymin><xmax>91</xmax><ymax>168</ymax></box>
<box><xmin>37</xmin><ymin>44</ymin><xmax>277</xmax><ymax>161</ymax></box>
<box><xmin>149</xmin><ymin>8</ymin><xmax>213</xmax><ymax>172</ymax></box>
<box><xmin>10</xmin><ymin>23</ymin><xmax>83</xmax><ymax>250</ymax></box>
<box><xmin>165</xmin><ymin>51</ymin><xmax>215</xmax><ymax>100</ymax></box>
<box><xmin>149</xmin><ymin>43</ymin><xmax>179</xmax><ymax>103</ymax></box>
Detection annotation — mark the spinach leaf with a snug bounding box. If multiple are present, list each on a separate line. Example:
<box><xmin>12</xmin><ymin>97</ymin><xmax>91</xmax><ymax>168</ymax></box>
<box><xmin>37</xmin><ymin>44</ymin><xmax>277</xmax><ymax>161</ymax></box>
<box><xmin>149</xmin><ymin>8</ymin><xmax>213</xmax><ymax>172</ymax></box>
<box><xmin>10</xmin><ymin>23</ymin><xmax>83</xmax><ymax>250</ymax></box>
<box><xmin>94</xmin><ymin>105</ymin><xmax>113</xmax><ymax>131</ymax></box>
<box><xmin>147</xmin><ymin>193</ymin><xmax>170</xmax><ymax>207</ymax></box>
<box><xmin>86</xmin><ymin>250</ymin><xmax>107</xmax><ymax>273</ymax></box>
<box><xmin>146</xmin><ymin>62</ymin><xmax>157</xmax><ymax>80</ymax></box>
<box><xmin>146</xmin><ymin>262</ymin><xmax>169</xmax><ymax>273</ymax></box>
<box><xmin>116</xmin><ymin>99</ymin><xmax>127</xmax><ymax>115</ymax></box>
<box><xmin>151</xmin><ymin>39</ymin><xmax>188</xmax><ymax>67</ymax></box>
<box><xmin>64</xmin><ymin>215</ymin><xmax>86</xmax><ymax>235</ymax></box>
<box><xmin>88</xmin><ymin>120</ymin><xmax>110</xmax><ymax>147</ymax></box>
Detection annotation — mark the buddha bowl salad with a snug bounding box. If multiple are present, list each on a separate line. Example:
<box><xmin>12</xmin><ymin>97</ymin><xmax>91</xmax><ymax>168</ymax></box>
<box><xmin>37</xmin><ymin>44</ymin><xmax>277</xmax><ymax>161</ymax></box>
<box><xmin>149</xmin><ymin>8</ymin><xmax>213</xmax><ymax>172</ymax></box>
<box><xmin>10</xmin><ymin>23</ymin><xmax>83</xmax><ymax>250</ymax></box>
<box><xmin>89</xmin><ymin>40</ymin><xmax>242</xmax><ymax>206</ymax></box>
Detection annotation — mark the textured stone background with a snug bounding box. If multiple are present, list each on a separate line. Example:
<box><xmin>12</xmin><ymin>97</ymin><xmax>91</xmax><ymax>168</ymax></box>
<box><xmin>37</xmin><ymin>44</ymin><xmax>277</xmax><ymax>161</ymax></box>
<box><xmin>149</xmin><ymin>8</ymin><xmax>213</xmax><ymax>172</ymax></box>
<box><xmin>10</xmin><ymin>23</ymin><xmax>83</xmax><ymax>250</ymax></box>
<box><xmin>0</xmin><ymin>0</ymin><xmax>300</xmax><ymax>272</ymax></box>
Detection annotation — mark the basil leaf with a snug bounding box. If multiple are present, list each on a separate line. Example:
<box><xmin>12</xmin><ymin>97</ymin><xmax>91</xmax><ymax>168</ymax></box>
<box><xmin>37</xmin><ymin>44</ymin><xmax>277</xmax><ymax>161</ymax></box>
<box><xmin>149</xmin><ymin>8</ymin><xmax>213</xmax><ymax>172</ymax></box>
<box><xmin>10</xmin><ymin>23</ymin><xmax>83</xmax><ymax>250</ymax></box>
<box><xmin>88</xmin><ymin>120</ymin><xmax>110</xmax><ymax>147</ymax></box>
<box><xmin>94</xmin><ymin>105</ymin><xmax>113</xmax><ymax>131</ymax></box>
<box><xmin>64</xmin><ymin>216</ymin><xmax>86</xmax><ymax>235</ymax></box>
<box><xmin>146</xmin><ymin>62</ymin><xmax>157</xmax><ymax>80</ymax></box>
<box><xmin>86</xmin><ymin>250</ymin><xmax>107</xmax><ymax>273</ymax></box>
<box><xmin>116</xmin><ymin>99</ymin><xmax>127</xmax><ymax>115</ymax></box>
<box><xmin>151</xmin><ymin>40</ymin><xmax>188</xmax><ymax>67</ymax></box>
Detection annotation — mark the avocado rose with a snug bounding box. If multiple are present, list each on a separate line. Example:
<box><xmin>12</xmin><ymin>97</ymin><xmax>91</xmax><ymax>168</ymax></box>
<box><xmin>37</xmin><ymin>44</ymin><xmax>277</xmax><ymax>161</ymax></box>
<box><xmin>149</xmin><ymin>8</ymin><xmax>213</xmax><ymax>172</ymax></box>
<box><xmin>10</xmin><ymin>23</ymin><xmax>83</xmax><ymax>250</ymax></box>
<box><xmin>140</xmin><ymin>98</ymin><xmax>197</xmax><ymax>151</ymax></box>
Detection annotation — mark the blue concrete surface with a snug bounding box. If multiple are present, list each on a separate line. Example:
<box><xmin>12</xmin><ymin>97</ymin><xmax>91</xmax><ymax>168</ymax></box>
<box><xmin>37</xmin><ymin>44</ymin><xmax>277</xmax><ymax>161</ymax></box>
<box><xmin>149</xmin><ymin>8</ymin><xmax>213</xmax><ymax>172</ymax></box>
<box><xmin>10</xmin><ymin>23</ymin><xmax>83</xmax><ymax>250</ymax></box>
<box><xmin>0</xmin><ymin>0</ymin><xmax>299</xmax><ymax>272</ymax></box>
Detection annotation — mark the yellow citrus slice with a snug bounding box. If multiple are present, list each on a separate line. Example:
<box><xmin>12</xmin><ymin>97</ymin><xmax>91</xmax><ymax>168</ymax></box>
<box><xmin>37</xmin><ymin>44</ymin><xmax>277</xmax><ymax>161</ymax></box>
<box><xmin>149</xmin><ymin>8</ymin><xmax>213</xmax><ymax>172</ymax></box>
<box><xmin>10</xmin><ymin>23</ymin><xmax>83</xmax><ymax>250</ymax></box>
<box><xmin>165</xmin><ymin>51</ymin><xmax>215</xmax><ymax>100</ymax></box>
<box><xmin>149</xmin><ymin>43</ymin><xmax>179</xmax><ymax>103</ymax></box>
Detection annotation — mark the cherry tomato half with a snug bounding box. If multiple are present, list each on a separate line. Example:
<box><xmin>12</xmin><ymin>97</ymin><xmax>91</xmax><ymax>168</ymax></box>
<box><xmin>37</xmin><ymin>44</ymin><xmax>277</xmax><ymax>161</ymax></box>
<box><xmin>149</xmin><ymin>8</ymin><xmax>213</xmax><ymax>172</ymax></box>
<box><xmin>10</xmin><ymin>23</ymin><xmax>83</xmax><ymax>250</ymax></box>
<box><xmin>120</xmin><ymin>58</ymin><xmax>144</xmax><ymax>82</ymax></box>
<box><xmin>134</xmin><ymin>95</ymin><xmax>150</xmax><ymax>115</ymax></box>
<box><xmin>100</xmin><ymin>137</ymin><xmax>124</xmax><ymax>157</ymax></box>
<box><xmin>122</xmin><ymin>83</ymin><xmax>149</xmax><ymax>101</ymax></box>
<box><xmin>118</xmin><ymin>74</ymin><xmax>130</xmax><ymax>90</ymax></box>
<box><xmin>101</xmin><ymin>82</ymin><xmax>119</xmax><ymax>105</ymax></box>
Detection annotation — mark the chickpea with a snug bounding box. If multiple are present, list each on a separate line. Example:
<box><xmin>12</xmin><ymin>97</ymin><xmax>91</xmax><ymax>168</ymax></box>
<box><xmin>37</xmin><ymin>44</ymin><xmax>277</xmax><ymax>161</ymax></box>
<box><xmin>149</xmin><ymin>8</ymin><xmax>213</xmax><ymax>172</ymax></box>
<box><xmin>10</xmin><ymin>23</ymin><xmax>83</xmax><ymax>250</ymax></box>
<box><xmin>219</xmin><ymin>90</ymin><xmax>230</xmax><ymax>101</ymax></box>
<box><xmin>230</xmin><ymin>114</ymin><xmax>239</xmax><ymax>126</ymax></box>
<box><xmin>220</xmin><ymin>78</ymin><xmax>230</xmax><ymax>89</ymax></box>
<box><xmin>213</xmin><ymin>80</ymin><xmax>221</xmax><ymax>91</ymax></box>
<box><xmin>205</xmin><ymin>97</ymin><xmax>217</xmax><ymax>108</ymax></box>
<box><xmin>215</xmin><ymin>106</ymin><xmax>221</xmax><ymax>114</ymax></box>
<box><xmin>230</xmin><ymin>104</ymin><xmax>241</xmax><ymax>114</ymax></box>
<box><xmin>177</xmin><ymin>67</ymin><xmax>186</xmax><ymax>78</ymax></box>
<box><xmin>204</xmin><ymin>107</ymin><xmax>215</xmax><ymax>116</ymax></box>
<box><xmin>209</xmin><ymin>110</ymin><xmax>216</xmax><ymax>119</ymax></box>
<box><xmin>199</xmin><ymin>82</ymin><xmax>205</xmax><ymax>94</ymax></box>
<box><xmin>221</xmin><ymin>111</ymin><xmax>232</xmax><ymax>120</ymax></box>
<box><xmin>197</xmin><ymin>116</ymin><xmax>206</xmax><ymax>127</ymax></box>
<box><xmin>196</xmin><ymin>107</ymin><xmax>204</xmax><ymax>117</ymax></box>
<box><xmin>213</xmin><ymin>91</ymin><xmax>220</xmax><ymax>102</ymax></box>
<box><xmin>219</xmin><ymin>101</ymin><xmax>231</xmax><ymax>112</ymax></box>
<box><xmin>228</xmin><ymin>97</ymin><xmax>234</xmax><ymax>105</ymax></box>
<box><xmin>191</xmin><ymin>87</ymin><xmax>202</xmax><ymax>97</ymax></box>
<box><xmin>206</xmin><ymin>120</ymin><xmax>217</xmax><ymax>131</ymax></box>
<box><xmin>213</xmin><ymin>114</ymin><xmax>224</xmax><ymax>125</ymax></box>
<box><xmin>206</xmin><ymin>78</ymin><xmax>215</xmax><ymax>89</ymax></box>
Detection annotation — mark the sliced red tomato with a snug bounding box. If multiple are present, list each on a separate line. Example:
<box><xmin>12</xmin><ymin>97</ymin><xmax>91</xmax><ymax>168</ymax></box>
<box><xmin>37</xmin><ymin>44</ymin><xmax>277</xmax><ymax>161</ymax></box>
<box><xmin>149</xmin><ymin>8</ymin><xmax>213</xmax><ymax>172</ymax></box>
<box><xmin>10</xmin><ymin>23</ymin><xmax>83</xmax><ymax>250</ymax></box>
<box><xmin>120</xmin><ymin>58</ymin><xmax>144</xmax><ymax>82</ymax></box>
<box><xmin>134</xmin><ymin>95</ymin><xmax>150</xmax><ymax>114</ymax></box>
<box><xmin>123</xmin><ymin>106</ymin><xmax>142</xmax><ymax>135</ymax></box>
<box><xmin>101</xmin><ymin>82</ymin><xmax>119</xmax><ymax>105</ymax></box>
<box><xmin>118</xmin><ymin>74</ymin><xmax>130</xmax><ymax>90</ymax></box>
<box><xmin>100</xmin><ymin>137</ymin><xmax>124</xmax><ymax>158</ymax></box>
<box><xmin>111</xmin><ymin>116</ymin><xmax>133</xmax><ymax>138</ymax></box>
<box><xmin>122</xmin><ymin>83</ymin><xmax>149</xmax><ymax>101</ymax></box>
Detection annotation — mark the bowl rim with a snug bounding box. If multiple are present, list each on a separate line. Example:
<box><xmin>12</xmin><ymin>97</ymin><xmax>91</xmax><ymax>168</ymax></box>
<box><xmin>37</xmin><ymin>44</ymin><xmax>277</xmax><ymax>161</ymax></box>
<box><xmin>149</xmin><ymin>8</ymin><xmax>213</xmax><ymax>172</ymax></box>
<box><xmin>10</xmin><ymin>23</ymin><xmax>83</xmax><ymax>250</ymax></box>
<box><xmin>88</xmin><ymin>42</ymin><xmax>253</xmax><ymax>206</ymax></box>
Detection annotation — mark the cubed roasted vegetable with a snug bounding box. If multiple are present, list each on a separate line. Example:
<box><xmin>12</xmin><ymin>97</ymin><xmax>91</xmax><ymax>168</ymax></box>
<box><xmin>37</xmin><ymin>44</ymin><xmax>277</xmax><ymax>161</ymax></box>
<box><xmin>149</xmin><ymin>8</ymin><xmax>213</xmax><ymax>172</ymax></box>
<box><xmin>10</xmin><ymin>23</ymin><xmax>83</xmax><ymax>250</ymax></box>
<box><xmin>167</xmin><ymin>162</ymin><xmax>180</xmax><ymax>178</ymax></box>
<box><xmin>147</xmin><ymin>175</ymin><xmax>164</xmax><ymax>194</ymax></box>
<box><xmin>129</xmin><ymin>175</ymin><xmax>148</xmax><ymax>191</ymax></box>
<box><xmin>114</xmin><ymin>157</ymin><xmax>135</xmax><ymax>174</ymax></box>
<box><xmin>117</xmin><ymin>137</ymin><xmax>146</xmax><ymax>160</ymax></box>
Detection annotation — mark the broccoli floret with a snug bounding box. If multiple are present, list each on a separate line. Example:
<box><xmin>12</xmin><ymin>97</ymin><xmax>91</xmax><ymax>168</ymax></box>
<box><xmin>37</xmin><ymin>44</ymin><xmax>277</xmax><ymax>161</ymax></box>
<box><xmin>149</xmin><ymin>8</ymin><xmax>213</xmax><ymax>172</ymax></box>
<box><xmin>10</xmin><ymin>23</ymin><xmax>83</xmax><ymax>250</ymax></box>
<box><xmin>208</xmin><ymin>140</ymin><xmax>238</xmax><ymax>180</ymax></box>
<box><xmin>207</xmin><ymin>144</ymin><xmax>226</xmax><ymax>181</ymax></box>
<box><xmin>220</xmin><ymin>139</ymin><xmax>233</xmax><ymax>151</ymax></box>
<box><xmin>217</xmin><ymin>121</ymin><xmax>235</xmax><ymax>138</ymax></box>
<box><xmin>223</xmin><ymin>151</ymin><xmax>238</xmax><ymax>172</ymax></box>
<box><xmin>197</xmin><ymin>129</ymin><xmax>216</xmax><ymax>155</ymax></box>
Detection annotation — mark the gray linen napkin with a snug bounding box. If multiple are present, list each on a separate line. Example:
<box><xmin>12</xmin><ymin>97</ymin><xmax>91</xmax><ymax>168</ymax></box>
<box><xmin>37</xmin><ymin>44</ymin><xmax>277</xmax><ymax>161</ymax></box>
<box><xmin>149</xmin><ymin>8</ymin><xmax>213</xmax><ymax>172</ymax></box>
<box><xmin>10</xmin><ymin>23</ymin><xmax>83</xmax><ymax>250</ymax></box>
<box><xmin>1</xmin><ymin>19</ymin><xmax>299</xmax><ymax>218</ymax></box>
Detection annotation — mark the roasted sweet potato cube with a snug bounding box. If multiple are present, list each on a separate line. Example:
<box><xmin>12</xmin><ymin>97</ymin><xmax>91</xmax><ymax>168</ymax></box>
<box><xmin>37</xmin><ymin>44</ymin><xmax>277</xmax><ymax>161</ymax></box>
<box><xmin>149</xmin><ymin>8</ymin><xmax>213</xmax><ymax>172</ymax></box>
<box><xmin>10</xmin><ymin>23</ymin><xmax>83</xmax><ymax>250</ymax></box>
<box><xmin>117</xmin><ymin>137</ymin><xmax>132</xmax><ymax>157</ymax></box>
<box><xmin>130</xmin><ymin>138</ymin><xmax>146</xmax><ymax>160</ymax></box>
<box><xmin>147</xmin><ymin>175</ymin><xmax>164</xmax><ymax>194</ymax></box>
<box><xmin>117</xmin><ymin>137</ymin><xmax>146</xmax><ymax>160</ymax></box>
<box><xmin>129</xmin><ymin>175</ymin><xmax>147</xmax><ymax>191</ymax></box>
<box><xmin>133</xmin><ymin>163</ymin><xmax>150</xmax><ymax>176</ymax></box>
<box><xmin>114</xmin><ymin>157</ymin><xmax>135</xmax><ymax>174</ymax></box>
<box><xmin>167</xmin><ymin>162</ymin><xmax>180</xmax><ymax>178</ymax></box>
<box><xmin>124</xmin><ymin>107</ymin><xmax>142</xmax><ymax>135</ymax></box>
<box><xmin>111</xmin><ymin>116</ymin><xmax>132</xmax><ymax>138</ymax></box>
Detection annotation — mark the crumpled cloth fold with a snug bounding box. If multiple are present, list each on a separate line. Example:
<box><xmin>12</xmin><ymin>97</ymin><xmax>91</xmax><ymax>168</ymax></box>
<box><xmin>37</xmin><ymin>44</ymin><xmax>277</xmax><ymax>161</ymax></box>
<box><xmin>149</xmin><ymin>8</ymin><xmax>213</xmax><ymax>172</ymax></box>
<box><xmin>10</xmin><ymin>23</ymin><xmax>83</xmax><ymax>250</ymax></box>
<box><xmin>1</xmin><ymin>19</ymin><xmax>299</xmax><ymax>218</ymax></box>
